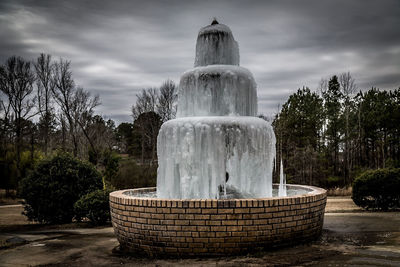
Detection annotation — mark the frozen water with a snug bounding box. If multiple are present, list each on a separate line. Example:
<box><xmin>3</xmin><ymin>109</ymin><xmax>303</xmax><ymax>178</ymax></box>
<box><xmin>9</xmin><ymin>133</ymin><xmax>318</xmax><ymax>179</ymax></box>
<box><xmin>278</xmin><ymin>159</ymin><xmax>287</xmax><ymax>197</ymax></box>
<box><xmin>195</xmin><ymin>23</ymin><xmax>239</xmax><ymax>67</ymax></box>
<box><xmin>177</xmin><ymin>65</ymin><xmax>257</xmax><ymax>117</ymax></box>
<box><xmin>156</xmin><ymin>21</ymin><xmax>277</xmax><ymax>199</ymax></box>
<box><xmin>157</xmin><ymin>117</ymin><xmax>275</xmax><ymax>199</ymax></box>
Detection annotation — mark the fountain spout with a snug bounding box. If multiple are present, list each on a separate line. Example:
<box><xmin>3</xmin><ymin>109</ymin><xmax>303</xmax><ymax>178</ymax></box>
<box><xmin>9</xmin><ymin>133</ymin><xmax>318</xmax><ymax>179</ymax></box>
<box><xmin>279</xmin><ymin>159</ymin><xmax>287</xmax><ymax>197</ymax></box>
<box><xmin>211</xmin><ymin>18</ymin><xmax>219</xmax><ymax>25</ymax></box>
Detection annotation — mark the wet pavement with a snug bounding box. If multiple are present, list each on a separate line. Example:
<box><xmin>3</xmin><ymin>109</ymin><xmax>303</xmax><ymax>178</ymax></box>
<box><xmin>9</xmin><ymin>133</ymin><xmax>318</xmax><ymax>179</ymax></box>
<box><xmin>0</xmin><ymin>197</ymin><xmax>399</xmax><ymax>266</ymax></box>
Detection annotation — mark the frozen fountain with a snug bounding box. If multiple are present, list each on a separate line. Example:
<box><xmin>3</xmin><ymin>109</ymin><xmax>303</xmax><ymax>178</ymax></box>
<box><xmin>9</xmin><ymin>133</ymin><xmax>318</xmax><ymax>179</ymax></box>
<box><xmin>157</xmin><ymin>20</ymin><xmax>275</xmax><ymax>200</ymax></box>
<box><xmin>110</xmin><ymin>20</ymin><xmax>327</xmax><ymax>257</ymax></box>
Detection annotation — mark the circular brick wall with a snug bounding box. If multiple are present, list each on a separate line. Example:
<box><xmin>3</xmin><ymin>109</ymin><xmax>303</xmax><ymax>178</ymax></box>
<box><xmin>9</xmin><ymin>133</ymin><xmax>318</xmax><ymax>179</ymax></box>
<box><xmin>110</xmin><ymin>185</ymin><xmax>326</xmax><ymax>257</ymax></box>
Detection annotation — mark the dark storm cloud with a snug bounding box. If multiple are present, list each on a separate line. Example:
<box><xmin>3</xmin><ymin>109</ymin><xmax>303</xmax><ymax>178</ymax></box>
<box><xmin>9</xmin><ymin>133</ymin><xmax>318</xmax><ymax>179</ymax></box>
<box><xmin>1</xmin><ymin>0</ymin><xmax>399</xmax><ymax>123</ymax></box>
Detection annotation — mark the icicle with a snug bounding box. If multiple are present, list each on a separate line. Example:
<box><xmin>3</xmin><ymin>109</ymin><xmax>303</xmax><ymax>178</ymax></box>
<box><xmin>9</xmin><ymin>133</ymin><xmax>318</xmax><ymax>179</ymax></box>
<box><xmin>278</xmin><ymin>159</ymin><xmax>287</xmax><ymax>197</ymax></box>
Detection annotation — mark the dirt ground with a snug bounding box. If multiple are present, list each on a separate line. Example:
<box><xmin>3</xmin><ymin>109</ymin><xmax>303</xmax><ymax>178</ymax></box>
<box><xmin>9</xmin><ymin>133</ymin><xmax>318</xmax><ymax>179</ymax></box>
<box><xmin>0</xmin><ymin>190</ymin><xmax>20</xmax><ymax>206</ymax></box>
<box><xmin>0</xmin><ymin>197</ymin><xmax>399</xmax><ymax>266</ymax></box>
<box><xmin>325</xmin><ymin>196</ymin><xmax>363</xmax><ymax>213</ymax></box>
<box><xmin>0</xmin><ymin>205</ymin><xmax>37</xmax><ymax>228</ymax></box>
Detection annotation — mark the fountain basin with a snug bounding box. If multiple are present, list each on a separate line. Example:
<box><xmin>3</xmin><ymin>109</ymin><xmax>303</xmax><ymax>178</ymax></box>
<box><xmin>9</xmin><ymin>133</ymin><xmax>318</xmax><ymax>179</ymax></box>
<box><xmin>110</xmin><ymin>184</ymin><xmax>326</xmax><ymax>257</ymax></box>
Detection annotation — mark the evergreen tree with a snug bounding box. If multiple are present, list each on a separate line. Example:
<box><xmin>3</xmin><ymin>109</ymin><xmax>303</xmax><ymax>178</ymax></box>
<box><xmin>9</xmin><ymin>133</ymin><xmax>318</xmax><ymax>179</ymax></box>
<box><xmin>323</xmin><ymin>75</ymin><xmax>343</xmax><ymax>176</ymax></box>
<box><xmin>273</xmin><ymin>87</ymin><xmax>324</xmax><ymax>185</ymax></box>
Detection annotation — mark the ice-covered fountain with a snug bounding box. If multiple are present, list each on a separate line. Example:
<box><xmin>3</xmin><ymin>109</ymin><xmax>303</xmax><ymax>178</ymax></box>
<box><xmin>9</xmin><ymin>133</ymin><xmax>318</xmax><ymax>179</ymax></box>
<box><xmin>157</xmin><ymin>20</ymin><xmax>275</xmax><ymax>200</ymax></box>
<box><xmin>110</xmin><ymin>20</ymin><xmax>327</xmax><ymax>257</ymax></box>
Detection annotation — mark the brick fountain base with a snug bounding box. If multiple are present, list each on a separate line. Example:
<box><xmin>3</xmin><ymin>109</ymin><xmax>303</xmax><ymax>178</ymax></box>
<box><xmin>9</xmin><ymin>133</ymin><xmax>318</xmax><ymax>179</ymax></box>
<box><xmin>110</xmin><ymin>185</ymin><xmax>326</xmax><ymax>257</ymax></box>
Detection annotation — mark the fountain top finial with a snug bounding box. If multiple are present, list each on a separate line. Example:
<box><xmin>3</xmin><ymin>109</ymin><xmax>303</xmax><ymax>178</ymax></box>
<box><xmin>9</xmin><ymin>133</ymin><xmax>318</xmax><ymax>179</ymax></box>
<box><xmin>211</xmin><ymin>18</ymin><xmax>219</xmax><ymax>25</ymax></box>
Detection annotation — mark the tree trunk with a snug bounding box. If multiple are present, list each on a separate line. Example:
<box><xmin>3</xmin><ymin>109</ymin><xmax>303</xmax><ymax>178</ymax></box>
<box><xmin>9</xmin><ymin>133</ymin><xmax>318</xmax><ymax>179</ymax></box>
<box><xmin>141</xmin><ymin>132</ymin><xmax>145</xmax><ymax>165</ymax></box>
<box><xmin>69</xmin><ymin>123</ymin><xmax>78</xmax><ymax>157</ymax></box>
<box><xmin>15</xmin><ymin>118</ymin><xmax>22</xmax><ymax>180</ymax></box>
<box><xmin>30</xmin><ymin>129</ymin><xmax>34</xmax><ymax>162</ymax></box>
<box><xmin>44</xmin><ymin>125</ymin><xmax>48</xmax><ymax>156</ymax></box>
<box><xmin>345</xmin><ymin>111</ymin><xmax>348</xmax><ymax>181</ymax></box>
<box><xmin>61</xmin><ymin>118</ymin><xmax>66</xmax><ymax>151</ymax></box>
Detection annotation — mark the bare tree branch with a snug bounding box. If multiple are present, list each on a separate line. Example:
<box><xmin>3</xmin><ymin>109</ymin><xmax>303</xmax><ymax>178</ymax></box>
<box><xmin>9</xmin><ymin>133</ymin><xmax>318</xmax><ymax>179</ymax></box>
<box><xmin>0</xmin><ymin>56</ymin><xmax>36</xmax><ymax>172</ymax></box>
<box><xmin>132</xmin><ymin>88</ymin><xmax>158</xmax><ymax>120</ymax></box>
<box><xmin>339</xmin><ymin>72</ymin><xmax>357</xmax><ymax>97</ymax></box>
<box><xmin>157</xmin><ymin>79</ymin><xmax>177</xmax><ymax>122</ymax></box>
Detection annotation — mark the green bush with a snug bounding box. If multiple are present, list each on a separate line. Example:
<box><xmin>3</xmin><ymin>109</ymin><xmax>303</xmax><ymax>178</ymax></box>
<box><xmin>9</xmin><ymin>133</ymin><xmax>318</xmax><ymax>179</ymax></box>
<box><xmin>74</xmin><ymin>189</ymin><xmax>112</xmax><ymax>225</ymax></box>
<box><xmin>352</xmin><ymin>168</ymin><xmax>400</xmax><ymax>210</ymax></box>
<box><xmin>102</xmin><ymin>151</ymin><xmax>120</xmax><ymax>183</ymax></box>
<box><xmin>19</xmin><ymin>153</ymin><xmax>103</xmax><ymax>224</ymax></box>
<box><xmin>111</xmin><ymin>158</ymin><xmax>156</xmax><ymax>189</ymax></box>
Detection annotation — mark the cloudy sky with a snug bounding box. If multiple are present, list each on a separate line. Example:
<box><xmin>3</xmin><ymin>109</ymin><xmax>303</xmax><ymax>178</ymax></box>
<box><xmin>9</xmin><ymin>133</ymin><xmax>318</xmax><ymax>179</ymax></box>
<box><xmin>1</xmin><ymin>0</ymin><xmax>399</xmax><ymax>123</ymax></box>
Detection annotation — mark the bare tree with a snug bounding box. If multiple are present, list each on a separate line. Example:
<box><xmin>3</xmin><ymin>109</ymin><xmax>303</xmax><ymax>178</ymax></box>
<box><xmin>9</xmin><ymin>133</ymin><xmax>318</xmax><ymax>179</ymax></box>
<box><xmin>157</xmin><ymin>79</ymin><xmax>177</xmax><ymax>122</ymax></box>
<box><xmin>317</xmin><ymin>78</ymin><xmax>328</xmax><ymax>97</ymax></box>
<box><xmin>52</xmin><ymin>58</ymin><xmax>78</xmax><ymax>156</ymax></box>
<box><xmin>132</xmin><ymin>88</ymin><xmax>160</xmax><ymax>164</ymax></box>
<box><xmin>59</xmin><ymin>113</ymin><xmax>67</xmax><ymax>151</ymax></box>
<box><xmin>52</xmin><ymin>59</ymin><xmax>100</xmax><ymax>158</ymax></box>
<box><xmin>88</xmin><ymin>116</ymin><xmax>115</xmax><ymax>150</ymax></box>
<box><xmin>339</xmin><ymin>72</ymin><xmax>357</xmax><ymax>97</ymax></box>
<box><xmin>339</xmin><ymin>72</ymin><xmax>357</xmax><ymax>184</ymax></box>
<box><xmin>0</xmin><ymin>56</ymin><xmax>37</xmax><ymax>174</ymax></box>
<box><xmin>0</xmin><ymin>94</ymin><xmax>12</xmax><ymax>150</ymax></box>
<box><xmin>86</xmin><ymin>115</ymin><xmax>116</xmax><ymax>164</ymax></box>
<box><xmin>72</xmin><ymin>87</ymin><xmax>100</xmax><ymax>160</ymax></box>
<box><xmin>132</xmin><ymin>88</ymin><xmax>158</xmax><ymax>120</ymax></box>
<box><xmin>133</xmin><ymin>111</ymin><xmax>161</xmax><ymax>165</ymax></box>
<box><xmin>34</xmin><ymin>53</ymin><xmax>55</xmax><ymax>155</ymax></box>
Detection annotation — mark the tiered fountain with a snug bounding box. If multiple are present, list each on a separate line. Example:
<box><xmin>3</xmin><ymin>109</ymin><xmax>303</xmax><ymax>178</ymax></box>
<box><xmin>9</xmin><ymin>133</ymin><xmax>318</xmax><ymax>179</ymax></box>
<box><xmin>110</xmin><ymin>20</ymin><xmax>326</xmax><ymax>257</ymax></box>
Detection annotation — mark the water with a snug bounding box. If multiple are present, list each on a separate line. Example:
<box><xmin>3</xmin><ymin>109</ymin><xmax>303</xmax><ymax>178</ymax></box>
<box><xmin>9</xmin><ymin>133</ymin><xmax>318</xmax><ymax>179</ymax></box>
<box><xmin>124</xmin><ymin>186</ymin><xmax>312</xmax><ymax>199</ymax></box>
<box><xmin>278</xmin><ymin>159</ymin><xmax>287</xmax><ymax>197</ymax></box>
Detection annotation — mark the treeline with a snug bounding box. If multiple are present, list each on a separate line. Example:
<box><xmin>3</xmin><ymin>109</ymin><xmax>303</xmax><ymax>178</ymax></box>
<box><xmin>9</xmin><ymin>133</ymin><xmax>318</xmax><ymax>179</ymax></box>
<box><xmin>273</xmin><ymin>73</ymin><xmax>400</xmax><ymax>187</ymax></box>
<box><xmin>0</xmin><ymin>54</ymin><xmax>177</xmax><ymax>193</ymax></box>
<box><xmin>2</xmin><ymin>54</ymin><xmax>398</xmax><ymax>192</ymax></box>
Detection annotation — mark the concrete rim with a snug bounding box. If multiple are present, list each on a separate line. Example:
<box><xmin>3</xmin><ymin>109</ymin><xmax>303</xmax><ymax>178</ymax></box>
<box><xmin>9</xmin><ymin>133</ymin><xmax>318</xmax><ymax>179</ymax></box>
<box><xmin>110</xmin><ymin>184</ymin><xmax>326</xmax><ymax>202</ymax></box>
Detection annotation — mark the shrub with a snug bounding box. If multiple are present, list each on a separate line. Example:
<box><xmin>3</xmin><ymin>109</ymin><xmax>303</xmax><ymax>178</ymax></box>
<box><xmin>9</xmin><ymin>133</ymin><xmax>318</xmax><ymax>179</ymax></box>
<box><xmin>102</xmin><ymin>151</ymin><xmax>120</xmax><ymax>183</ymax></box>
<box><xmin>352</xmin><ymin>168</ymin><xmax>400</xmax><ymax>210</ymax></box>
<box><xmin>111</xmin><ymin>158</ymin><xmax>156</xmax><ymax>189</ymax></box>
<box><xmin>19</xmin><ymin>153</ymin><xmax>103</xmax><ymax>224</ymax></box>
<box><xmin>74</xmin><ymin>189</ymin><xmax>112</xmax><ymax>225</ymax></box>
<box><xmin>324</xmin><ymin>176</ymin><xmax>343</xmax><ymax>188</ymax></box>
